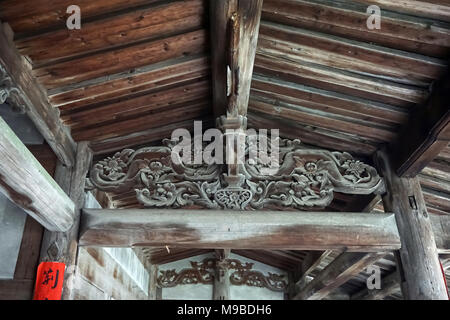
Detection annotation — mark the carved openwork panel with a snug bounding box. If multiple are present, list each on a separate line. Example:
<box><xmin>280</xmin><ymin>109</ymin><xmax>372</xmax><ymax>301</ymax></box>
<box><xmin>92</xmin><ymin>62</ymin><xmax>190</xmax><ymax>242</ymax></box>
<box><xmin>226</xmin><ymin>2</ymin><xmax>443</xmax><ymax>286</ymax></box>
<box><xmin>157</xmin><ymin>258</ymin><xmax>287</xmax><ymax>292</ymax></box>
<box><xmin>90</xmin><ymin>135</ymin><xmax>382</xmax><ymax>210</ymax></box>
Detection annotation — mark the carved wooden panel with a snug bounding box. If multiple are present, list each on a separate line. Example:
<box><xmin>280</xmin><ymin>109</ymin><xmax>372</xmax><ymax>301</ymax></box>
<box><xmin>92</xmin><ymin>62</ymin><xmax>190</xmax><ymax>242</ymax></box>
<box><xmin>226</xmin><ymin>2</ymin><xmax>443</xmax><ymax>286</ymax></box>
<box><xmin>90</xmin><ymin>135</ymin><xmax>383</xmax><ymax>210</ymax></box>
<box><xmin>157</xmin><ymin>258</ymin><xmax>287</xmax><ymax>292</ymax></box>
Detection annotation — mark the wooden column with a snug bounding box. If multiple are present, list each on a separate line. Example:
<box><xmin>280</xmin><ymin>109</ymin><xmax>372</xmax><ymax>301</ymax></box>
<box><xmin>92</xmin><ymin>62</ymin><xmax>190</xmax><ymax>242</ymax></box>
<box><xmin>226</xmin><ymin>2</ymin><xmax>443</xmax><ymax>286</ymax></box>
<box><xmin>148</xmin><ymin>265</ymin><xmax>159</xmax><ymax>301</ymax></box>
<box><xmin>38</xmin><ymin>142</ymin><xmax>93</xmax><ymax>300</ymax></box>
<box><xmin>213</xmin><ymin>249</ymin><xmax>231</xmax><ymax>300</ymax></box>
<box><xmin>375</xmin><ymin>149</ymin><xmax>448</xmax><ymax>300</ymax></box>
<box><xmin>0</xmin><ymin>117</ymin><xmax>75</xmax><ymax>231</ymax></box>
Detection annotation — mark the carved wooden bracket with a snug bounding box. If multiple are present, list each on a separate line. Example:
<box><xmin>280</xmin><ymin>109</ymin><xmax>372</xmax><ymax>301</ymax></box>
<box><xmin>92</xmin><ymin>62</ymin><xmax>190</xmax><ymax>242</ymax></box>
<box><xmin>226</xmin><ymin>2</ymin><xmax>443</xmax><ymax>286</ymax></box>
<box><xmin>0</xmin><ymin>64</ymin><xmax>28</xmax><ymax>113</ymax></box>
<box><xmin>157</xmin><ymin>258</ymin><xmax>287</xmax><ymax>292</ymax></box>
<box><xmin>89</xmin><ymin>125</ymin><xmax>383</xmax><ymax>210</ymax></box>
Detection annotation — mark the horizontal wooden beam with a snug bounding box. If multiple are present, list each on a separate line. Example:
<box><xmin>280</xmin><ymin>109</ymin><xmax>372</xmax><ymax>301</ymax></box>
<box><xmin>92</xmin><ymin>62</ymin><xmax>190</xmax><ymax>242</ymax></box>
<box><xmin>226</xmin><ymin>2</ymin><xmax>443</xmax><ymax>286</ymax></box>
<box><xmin>79</xmin><ymin>209</ymin><xmax>401</xmax><ymax>251</ymax></box>
<box><xmin>0</xmin><ymin>21</ymin><xmax>76</xmax><ymax>167</ymax></box>
<box><xmin>294</xmin><ymin>252</ymin><xmax>387</xmax><ymax>300</ymax></box>
<box><xmin>0</xmin><ymin>117</ymin><xmax>75</xmax><ymax>231</ymax></box>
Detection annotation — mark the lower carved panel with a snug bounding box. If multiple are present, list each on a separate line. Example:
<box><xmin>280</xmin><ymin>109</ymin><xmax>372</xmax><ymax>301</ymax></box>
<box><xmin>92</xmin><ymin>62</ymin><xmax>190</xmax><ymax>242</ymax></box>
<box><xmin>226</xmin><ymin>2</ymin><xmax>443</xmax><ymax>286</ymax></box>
<box><xmin>157</xmin><ymin>258</ymin><xmax>287</xmax><ymax>292</ymax></box>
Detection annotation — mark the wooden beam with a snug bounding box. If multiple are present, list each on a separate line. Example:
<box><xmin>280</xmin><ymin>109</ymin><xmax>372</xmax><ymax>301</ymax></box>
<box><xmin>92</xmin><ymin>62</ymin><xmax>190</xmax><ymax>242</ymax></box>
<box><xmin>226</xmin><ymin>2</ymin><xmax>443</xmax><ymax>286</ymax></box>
<box><xmin>214</xmin><ymin>249</ymin><xmax>231</xmax><ymax>300</ymax></box>
<box><xmin>293</xmin><ymin>252</ymin><xmax>387</xmax><ymax>300</ymax></box>
<box><xmin>0</xmin><ymin>117</ymin><xmax>75</xmax><ymax>231</ymax></box>
<box><xmin>39</xmin><ymin>142</ymin><xmax>93</xmax><ymax>300</ymax></box>
<box><xmin>295</xmin><ymin>250</ymin><xmax>333</xmax><ymax>290</ymax></box>
<box><xmin>431</xmin><ymin>215</ymin><xmax>450</xmax><ymax>255</ymax></box>
<box><xmin>375</xmin><ymin>149</ymin><xmax>448</xmax><ymax>299</ymax></box>
<box><xmin>0</xmin><ymin>21</ymin><xmax>75</xmax><ymax>166</ymax></box>
<box><xmin>79</xmin><ymin>209</ymin><xmax>401</xmax><ymax>251</ymax></box>
<box><xmin>351</xmin><ymin>271</ymin><xmax>401</xmax><ymax>300</ymax></box>
<box><xmin>210</xmin><ymin>0</ymin><xmax>263</xmax><ymax>118</ymax></box>
<box><xmin>392</xmin><ymin>73</ymin><xmax>450</xmax><ymax>177</ymax></box>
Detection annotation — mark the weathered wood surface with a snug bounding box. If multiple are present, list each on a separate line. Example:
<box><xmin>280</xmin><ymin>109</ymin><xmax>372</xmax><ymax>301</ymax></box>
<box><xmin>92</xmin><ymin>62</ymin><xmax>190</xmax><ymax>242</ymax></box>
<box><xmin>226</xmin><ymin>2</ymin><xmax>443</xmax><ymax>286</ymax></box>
<box><xmin>295</xmin><ymin>250</ymin><xmax>333</xmax><ymax>290</ymax></box>
<box><xmin>0</xmin><ymin>117</ymin><xmax>75</xmax><ymax>231</ymax></box>
<box><xmin>351</xmin><ymin>271</ymin><xmax>401</xmax><ymax>300</ymax></box>
<box><xmin>210</xmin><ymin>0</ymin><xmax>263</xmax><ymax>118</ymax></box>
<box><xmin>39</xmin><ymin>142</ymin><xmax>93</xmax><ymax>299</ymax></box>
<box><xmin>262</xmin><ymin>0</ymin><xmax>450</xmax><ymax>57</ymax></box>
<box><xmin>214</xmin><ymin>249</ymin><xmax>231</xmax><ymax>300</ymax></box>
<box><xmin>392</xmin><ymin>73</ymin><xmax>450</xmax><ymax>177</ymax></box>
<box><xmin>294</xmin><ymin>252</ymin><xmax>387</xmax><ymax>300</ymax></box>
<box><xmin>73</xmin><ymin>247</ymin><xmax>148</xmax><ymax>300</ymax></box>
<box><xmin>0</xmin><ymin>280</ymin><xmax>34</xmax><ymax>300</ymax></box>
<box><xmin>0</xmin><ymin>21</ymin><xmax>76</xmax><ymax>166</ymax></box>
<box><xmin>79</xmin><ymin>209</ymin><xmax>401</xmax><ymax>251</ymax></box>
<box><xmin>376</xmin><ymin>150</ymin><xmax>448</xmax><ymax>299</ymax></box>
<box><xmin>432</xmin><ymin>215</ymin><xmax>450</xmax><ymax>254</ymax></box>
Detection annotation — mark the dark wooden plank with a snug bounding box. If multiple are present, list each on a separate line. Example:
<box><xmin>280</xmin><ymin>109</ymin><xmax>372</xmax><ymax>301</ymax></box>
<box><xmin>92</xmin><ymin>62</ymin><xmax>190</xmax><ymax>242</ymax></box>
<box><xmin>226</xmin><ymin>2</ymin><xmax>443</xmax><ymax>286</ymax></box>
<box><xmin>262</xmin><ymin>0</ymin><xmax>450</xmax><ymax>57</ymax></box>
<box><xmin>79</xmin><ymin>209</ymin><xmax>401</xmax><ymax>251</ymax></box>
<box><xmin>16</xmin><ymin>0</ymin><xmax>206</xmax><ymax>64</ymax></box>
<box><xmin>34</xmin><ymin>29</ymin><xmax>207</xmax><ymax>89</ymax></box>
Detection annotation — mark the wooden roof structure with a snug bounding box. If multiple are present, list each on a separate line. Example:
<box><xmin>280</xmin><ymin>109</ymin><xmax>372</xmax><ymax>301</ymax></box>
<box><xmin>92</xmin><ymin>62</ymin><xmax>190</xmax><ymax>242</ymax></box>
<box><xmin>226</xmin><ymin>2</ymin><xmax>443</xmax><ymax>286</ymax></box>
<box><xmin>0</xmin><ymin>0</ymin><xmax>449</xmax><ymax>300</ymax></box>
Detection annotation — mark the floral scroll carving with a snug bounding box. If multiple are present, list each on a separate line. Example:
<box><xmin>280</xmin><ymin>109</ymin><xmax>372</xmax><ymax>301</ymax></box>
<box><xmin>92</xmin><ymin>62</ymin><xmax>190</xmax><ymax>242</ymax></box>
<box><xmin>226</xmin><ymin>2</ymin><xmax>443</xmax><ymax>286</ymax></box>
<box><xmin>90</xmin><ymin>136</ymin><xmax>383</xmax><ymax>210</ymax></box>
<box><xmin>157</xmin><ymin>258</ymin><xmax>287</xmax><ymax>292</ymax></box>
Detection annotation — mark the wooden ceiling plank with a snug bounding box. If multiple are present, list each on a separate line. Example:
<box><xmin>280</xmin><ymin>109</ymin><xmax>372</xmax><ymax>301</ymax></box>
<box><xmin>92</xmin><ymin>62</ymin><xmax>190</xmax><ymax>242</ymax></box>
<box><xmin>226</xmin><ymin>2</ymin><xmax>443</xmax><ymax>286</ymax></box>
<box><xmin>262</xmin><ymin>0</ymin><xmax>450</xmax><ymax>57</ymax></box>
<box><xmin>351</xmin><ymin>0</ymin><xmax>450</xmax><ymax>22</ymax></box>
<box><xmin>89</xmin><ymin>117</ymin><xmax>215</xmax><ymax>156</ymax></box>
<box><xmin>258</xmin><ymin>21</ymin><xmax>447</xmax><ymax>83</ymax></box>
<box><xmin>0</xmin><ymin>0</ymin><xmax>160</xmax><ymax>35</ymax></box>
<box><xmin>247</xmin><ymin>112</ymin><xmax>378</xmax><ymax>156</ymax></box>
<box><xmin>51</xmin><ymin>55</ymin><xmax>209</xmax><ymax>109</ymax></box>
<box><xmin>252</xmin><ymin>73</ymin><xmax>409</xmax><ymax>125</ymax></box>
<box><xmin>63</xmin><ymin>80</ymin><xmax>210</xmax><ymax>128</ymax></box>
<box><xmin>72</xmin><ymin>102</ymin><xmax>211</xmax><ymax>142</ymax></box>
<box><xmin>249</xmin><ymin>98</ymin><xmax>396</xmax><ymax>142</ymax></box>
<box><xmin>33</xmin><ymin>29</ymin><xmax>207</xmax><ymax>89</ymax></box>
<box><xmin>15</xmin><ymin>0</ymin><xmax>206</xmax><ymax>64</ymax></box>
<box><xmin>254</xmin><ymin>54</ymin><xmax>429</xmax><ymax>105</ymax></box>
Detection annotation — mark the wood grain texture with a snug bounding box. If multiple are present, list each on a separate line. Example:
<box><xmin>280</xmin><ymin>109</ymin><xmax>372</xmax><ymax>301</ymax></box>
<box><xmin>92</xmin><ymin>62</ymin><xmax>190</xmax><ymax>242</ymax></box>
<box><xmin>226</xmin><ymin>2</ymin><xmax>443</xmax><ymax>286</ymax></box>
<box><xmin>79</xmin><ymin>209</ymin><xmax>401</xmax><ymax>251</ymax></box>
<box><xmin>376</xmin><ymin>149</ymin><xmax>448</xmax><ymax>299</ymax></box>
<box><xmin>0</xmin><ymin>117</ymin><xmax>75</xmax><ymax>231</ymax></box>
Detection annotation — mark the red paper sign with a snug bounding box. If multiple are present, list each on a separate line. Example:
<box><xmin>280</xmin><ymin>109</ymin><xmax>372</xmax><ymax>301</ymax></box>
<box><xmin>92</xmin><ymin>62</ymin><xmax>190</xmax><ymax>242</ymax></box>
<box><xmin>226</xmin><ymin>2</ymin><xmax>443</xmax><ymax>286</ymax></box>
<box><xmin>33</xmin><ymin>262</ymin><xmax>65</xmax><ymax>300</ymax></box>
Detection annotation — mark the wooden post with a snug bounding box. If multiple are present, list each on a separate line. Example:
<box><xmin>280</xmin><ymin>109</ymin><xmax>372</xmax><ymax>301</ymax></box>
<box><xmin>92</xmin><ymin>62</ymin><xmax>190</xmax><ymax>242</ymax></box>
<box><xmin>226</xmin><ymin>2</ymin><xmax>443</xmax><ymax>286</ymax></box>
<box><xmin>148</xmin><ymin>265</ymin><xmax>158</xmax><ymax>300</ymax></box>
<box><xmin>375</xmin><ymin>149</ymin><xmax>448</xmax><ymax>299</ymax></box>
<box><xmin>0</xmin><ymin>117</ymin><xmax>75</xmax><ymax>231</ymax></box>
<box><xmin>213</xmin><ymin>249</ymin><xmax>231</xmax><ymax>300</ymax></box>
<box><xmin>38</xmin><ymin>142</ymin><xmax>93</xmax><ymax>300</ymax></box>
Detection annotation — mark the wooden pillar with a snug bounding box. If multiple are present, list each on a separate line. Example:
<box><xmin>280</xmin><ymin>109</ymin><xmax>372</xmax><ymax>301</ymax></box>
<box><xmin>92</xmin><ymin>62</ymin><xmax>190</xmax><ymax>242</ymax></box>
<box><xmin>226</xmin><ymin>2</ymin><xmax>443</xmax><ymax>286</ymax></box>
<box><xmin>38</xmin><ymin>142</ymin><xmax>93</xmax><ymax>300</ymax></box>
<box><xmin>213</xmin><ymin>249</ymin><xmax>231</xmax><ymax>300</ymax></box>
<box><xmin>375</xmin><ymin>149</ymin><xmax>448</xmax><ymax>300</ymax></box>
<box><xmin>148</xmin><ymin>264</ymin><xmax>158</xmax><ymax>300</ymax></box>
